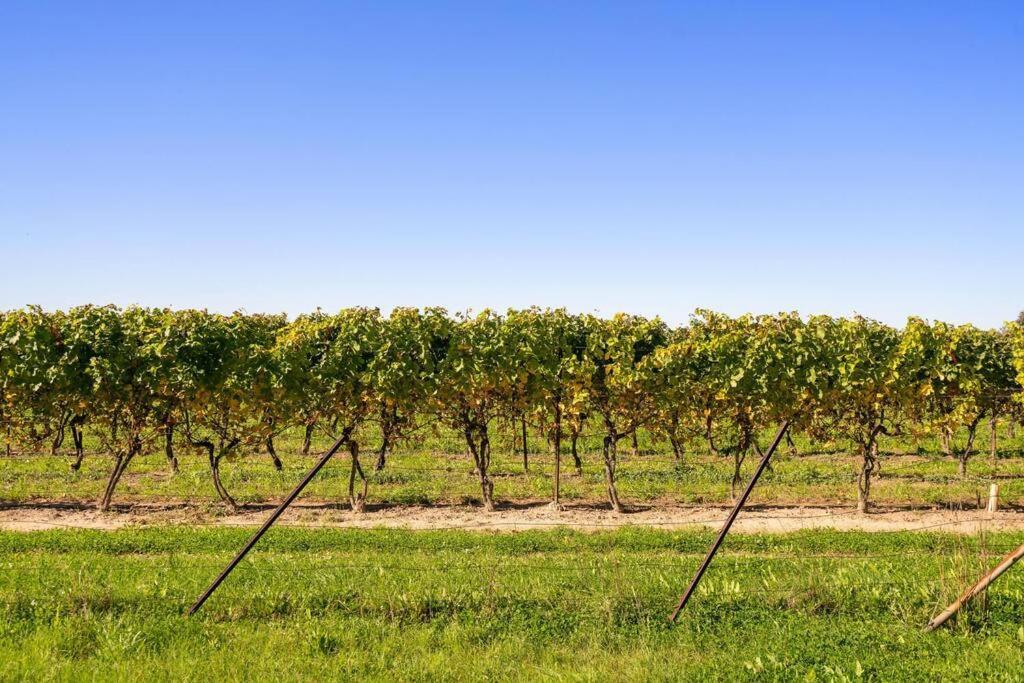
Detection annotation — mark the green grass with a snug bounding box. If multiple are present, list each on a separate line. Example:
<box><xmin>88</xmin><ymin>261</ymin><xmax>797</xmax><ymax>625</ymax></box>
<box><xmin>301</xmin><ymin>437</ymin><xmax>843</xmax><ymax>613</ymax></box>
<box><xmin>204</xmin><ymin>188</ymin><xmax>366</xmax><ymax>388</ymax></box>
<box><xmin>3</xmin><ymin>423</ymin><xmax>1024</xmax><ymax>511</ymax></box>
<box><xmin>1</xmin><ymin>527</ymin><xmax>1023</xmax><ymax>681</ymax></box>
<box><xmin>6</xmin><ymin>426</ymin><xmax>1022</xmax><ymax>680</ymax></box>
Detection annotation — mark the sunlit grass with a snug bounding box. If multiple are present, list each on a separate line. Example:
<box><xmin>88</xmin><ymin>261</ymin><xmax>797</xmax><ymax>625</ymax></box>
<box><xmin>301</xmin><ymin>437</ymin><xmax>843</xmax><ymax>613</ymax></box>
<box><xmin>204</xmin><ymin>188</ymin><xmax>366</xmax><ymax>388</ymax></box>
<box><xmin>3</xmin><ymin>423</ymin><xmax>1023</xmax><ymax>511</ymax></box>
<box><xmin>1</xmin><ymin>527</ymin><xmax>1023</xmax><ymax>680</ymax></box>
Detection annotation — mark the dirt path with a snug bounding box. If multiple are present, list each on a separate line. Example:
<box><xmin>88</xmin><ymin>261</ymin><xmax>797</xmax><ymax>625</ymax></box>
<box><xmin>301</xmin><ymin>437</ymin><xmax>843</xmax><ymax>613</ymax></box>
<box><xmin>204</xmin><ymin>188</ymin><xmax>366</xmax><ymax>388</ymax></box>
<box><xmin>1</xmin><ymin>500</ymin><xmax>1022</xmax><ymax>534</ymax></box>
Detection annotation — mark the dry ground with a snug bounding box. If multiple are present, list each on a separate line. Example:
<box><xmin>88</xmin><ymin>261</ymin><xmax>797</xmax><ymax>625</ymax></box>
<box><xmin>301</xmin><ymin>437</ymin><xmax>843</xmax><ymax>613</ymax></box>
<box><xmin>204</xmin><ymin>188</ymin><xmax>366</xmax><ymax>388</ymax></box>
<box><xmin>2</xmin><ymin>499</ymin><xmax>1021</xmax><ymax>534</ymax></box>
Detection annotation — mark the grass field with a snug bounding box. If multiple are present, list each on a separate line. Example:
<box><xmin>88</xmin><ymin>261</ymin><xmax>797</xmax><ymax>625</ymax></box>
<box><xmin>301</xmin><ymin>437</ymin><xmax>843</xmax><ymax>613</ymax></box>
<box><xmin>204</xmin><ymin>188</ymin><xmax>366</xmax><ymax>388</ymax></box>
<box><xmin>4</xmin><ymin>426</ymin><xmax>1024</xmax><ymax>680</ymax></box>
<box><xmin>2</xmin><ymin>527</ymin><xmax>1023</xmax><ymax>681</ymax></box>
<box><xmin>3</xmin><ymin>425</ymin><xmax>1024</xmax><ymax>511</ymax></box>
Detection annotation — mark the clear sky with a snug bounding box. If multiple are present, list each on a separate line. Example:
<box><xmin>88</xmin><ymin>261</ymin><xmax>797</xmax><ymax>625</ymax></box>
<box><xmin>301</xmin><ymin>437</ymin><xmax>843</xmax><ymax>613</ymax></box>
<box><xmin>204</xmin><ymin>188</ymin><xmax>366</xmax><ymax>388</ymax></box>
<box><xmin>1</xmin><ymin>2</ymin><xmax>1021</xmax><ymax>328</ymax></box>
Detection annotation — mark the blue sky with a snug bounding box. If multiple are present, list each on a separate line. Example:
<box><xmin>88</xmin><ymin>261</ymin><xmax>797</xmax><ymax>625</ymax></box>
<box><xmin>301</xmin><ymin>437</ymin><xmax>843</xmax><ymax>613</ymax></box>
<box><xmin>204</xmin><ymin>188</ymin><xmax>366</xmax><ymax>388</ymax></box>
<box><xmin>1</xmin><ymin>2</ymin><xmax>1021</xmax><ymax>328</ymax></box>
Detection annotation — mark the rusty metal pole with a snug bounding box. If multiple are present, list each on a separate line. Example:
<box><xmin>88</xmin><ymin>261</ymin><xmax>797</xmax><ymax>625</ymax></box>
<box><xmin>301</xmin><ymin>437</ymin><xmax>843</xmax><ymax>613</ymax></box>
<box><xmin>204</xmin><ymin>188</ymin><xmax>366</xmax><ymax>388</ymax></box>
<box><xmin>925</xmin><ymin>542</ymin><xmax>1024</xmax><ymax>632</ymax></box>
<box><xmin>188</xmin><ymin>430</ymin><xmax>350</xmax><ymax>616</ymax></box>
<box><xmin>668</xmin><ymin>420</ymin><xmax>790</xmax><ymax>622</ymax></box>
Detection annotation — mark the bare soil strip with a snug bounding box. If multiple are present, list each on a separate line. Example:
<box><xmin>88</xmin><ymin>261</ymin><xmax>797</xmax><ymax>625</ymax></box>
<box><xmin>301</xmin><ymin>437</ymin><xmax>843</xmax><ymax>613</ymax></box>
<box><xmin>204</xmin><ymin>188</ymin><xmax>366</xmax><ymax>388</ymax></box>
<box><xmin>1</xmin><ymin>501</ymin><xmax>1022</xmax><ymax>534</ymax></box>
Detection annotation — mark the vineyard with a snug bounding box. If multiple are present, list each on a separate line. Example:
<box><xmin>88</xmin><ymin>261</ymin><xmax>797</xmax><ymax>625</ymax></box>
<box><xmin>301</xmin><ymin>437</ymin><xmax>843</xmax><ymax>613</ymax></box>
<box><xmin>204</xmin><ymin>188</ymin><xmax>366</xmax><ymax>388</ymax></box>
<box><xmin>4</xmin><ymin>306</ymin><xmax>1024</xmax><ymax>680</ymax></box>
<box><xmin>2</xmin><ymin>306</ymin><xmax>1023</xmax><ymax>515</ymax></box>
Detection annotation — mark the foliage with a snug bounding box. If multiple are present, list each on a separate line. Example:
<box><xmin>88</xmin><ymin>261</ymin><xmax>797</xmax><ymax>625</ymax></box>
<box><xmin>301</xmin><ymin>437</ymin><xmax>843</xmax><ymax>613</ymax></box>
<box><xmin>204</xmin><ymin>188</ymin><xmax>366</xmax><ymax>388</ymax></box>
<box><xmin>1</xmin><ymin>306</ymin><xmax>1022</xmax><ymax>514</ymax></box>
<box><xmin>167</xmin><ymin>311</ymin><xmax>287</xmax><ymax>508</ymax></box>
<box><xmin>584</xmin><ymin>313</ymin><xmax>668</xmax><ymax>510</ymax></box>
<box><xmin>82</xmin><ymin>306</ymin><xmax>166</xmax><ymax>510</ymax></box>
<box><xmin>276</xmin><ymin>308</ymin><xmax>382</xmax><ymax>510</ymax></box>
<box><xmin>814</xmin><ymin>316</ymin><xmax>904</xmax><ymax>511</ymax></box>
<box><xmin>368</xmin><ymin>307</ymin><xmax>452</xmax><ymax>469</ymax></box>
<box><xmin>1008</xmin><ymin>322</ymin><xmax>1024</xmax><ymax>406</ymax></box>
<box><xmin>897</xmin><ymin>321</ymin><xmax>1018</xmax><ymax>474</ymax></box>
<box><xmin>433</xmin><ymin>310</ymin><xmax>520</xmax><ymax>511</ymax></box>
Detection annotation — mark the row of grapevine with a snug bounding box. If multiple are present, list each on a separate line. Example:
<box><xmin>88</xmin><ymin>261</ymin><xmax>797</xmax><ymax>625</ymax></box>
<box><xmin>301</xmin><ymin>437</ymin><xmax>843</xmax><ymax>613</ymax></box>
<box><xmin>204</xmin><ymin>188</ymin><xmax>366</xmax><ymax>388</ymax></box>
<box><xmin>1</xmin><ymin>306</ymin><xmax>1022</xmax><ymax>512</ymax></box>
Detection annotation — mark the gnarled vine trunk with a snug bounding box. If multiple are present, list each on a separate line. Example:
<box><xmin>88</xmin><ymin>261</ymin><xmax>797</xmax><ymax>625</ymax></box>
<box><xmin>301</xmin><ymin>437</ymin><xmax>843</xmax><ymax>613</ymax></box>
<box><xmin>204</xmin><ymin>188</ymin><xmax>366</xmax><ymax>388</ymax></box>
<box><xmin>209</xmin><ymin>448</ymin><xmax>238</xmax><ymax>511</ymax></box>
<box><xmin>668</xmin><ymin>435</ymin><xmax>684</xmax><ymax>462</ymax></box>
<box><xmin>348</xmin><ymin>440</ymin><xmax>368</xmax><ymax>512</ymax></box>
<box><xmin>570</xmin><ymin>432</ymin><xmax>582</xmax><ymax>475</ymax></box>
<box><xmin>99</xmin><ymin>436</ymin><xmax>141</xmax><ymax>512</ymax></box>
<box><xmin>69</xmin><ymin>417</ymin><xmax>85</xmax><ymax>471</ymax></box>
<box><xmin>374</xmin><ymin>436</ymin><xmax>390</xmax><ymax>472</ymax></box>
<box><xmin>187</xmin><ymin>436</ymin><xmax>240</xmax><ymax>511</ymax></box>
<box><xmin>50</xmin><ymin>412</ymin><xmax>71</xmax><ymax>455</ymax></box>
<box><xmin>602</xmin><ymin>433</ymin><xmax>623</xmax><ymax>513</ymax></box>
<box><xmin>730</xmin><ymin>448</ymin><xmax>749</xmax><ymax>502</ymax></box>
<box><xmin>706</xmin><ymin>414</ymin><xmax>754</xmax><ymax>502</ymax></box>
<box><xmin>856</xmin><ymin>441</ymin><xmax>876</xmax><ymax>513</ymax></box>
<box><xmin>856</xmin><ymin>422</ymin><xmax>886</xmax><ymax>514</ymax></box>
<box><xmin>265</xmin><ymin>435</ymin><xmax>283</xmax><ymax>471</ymax></box>
<box><xmin>940</xmin><ymin>427</ymin><xmax>953</xmax><ymax>459</ymax></box>
<box><xmin>262</xmin><ymin>412</ymin><xmax>283</xmax><ymax>471</ymax></box>
<box><xmin>785</xmin><ymin>430</ymin><xmax>797</xmax><ymax>456</ymax></box>
<box><xmin>374</xmin><ymin>403</ymin><xmax>400</xmax><ymax>471</ymax></box>
<box><xmin>301</xmin><ymin>421</ymin><xmax>316</xmax><ymax>455</ymax></box>
<box><xmin>666</xmin><ymin>413</ymin><xmax>685</xmax><ymax>464</ymax></box>
<box><xmin>164</xmin><ymin>418</ymin><xmax>179</xmax><ymax>473</ymax></box>
<box><xmin>464</xmin><ymin>424</ymin><xmax>494</xmax><ymax>511</ymax></box>
<box><xmin>956</xmin><ymin>413</ymin><xmax>985</xmax><ymax>477</ymax></box>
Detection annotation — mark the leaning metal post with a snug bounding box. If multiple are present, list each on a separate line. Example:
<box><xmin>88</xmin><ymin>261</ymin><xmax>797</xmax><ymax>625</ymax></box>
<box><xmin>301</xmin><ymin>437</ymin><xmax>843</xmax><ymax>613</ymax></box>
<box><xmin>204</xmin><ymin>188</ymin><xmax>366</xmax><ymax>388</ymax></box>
<box><xmin>668</xmin><ymin>420</ymin><xmax>791</xmax><ymax>622</ymax></box>
<box><xmin>188</xmin><ymin>431</ymin><xmax>351</xmax><ymax>616</ymax></box>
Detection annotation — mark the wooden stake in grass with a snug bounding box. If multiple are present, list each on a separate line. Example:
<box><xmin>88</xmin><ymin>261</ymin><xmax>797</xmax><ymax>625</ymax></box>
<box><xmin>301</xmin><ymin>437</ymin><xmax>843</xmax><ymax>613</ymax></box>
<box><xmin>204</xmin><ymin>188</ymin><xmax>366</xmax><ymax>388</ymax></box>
<box><xmin>987</xmin><ymin>484</ymin><xmax>999</xmax><ymax>516</ymax></box>
<box><xmin>925</xmin><ymin>543</ymin><xmax>1024</xmax><ymax>632</ymax></box>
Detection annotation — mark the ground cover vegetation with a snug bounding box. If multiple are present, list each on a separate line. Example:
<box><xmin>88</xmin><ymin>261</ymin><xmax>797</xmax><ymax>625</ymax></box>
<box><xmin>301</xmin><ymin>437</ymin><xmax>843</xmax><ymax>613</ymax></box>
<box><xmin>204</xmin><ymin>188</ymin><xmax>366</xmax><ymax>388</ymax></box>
<box><xmin>1</xmin><ymin>526</ymin><xmax>1023</xmax><ymax>681</ymax></box>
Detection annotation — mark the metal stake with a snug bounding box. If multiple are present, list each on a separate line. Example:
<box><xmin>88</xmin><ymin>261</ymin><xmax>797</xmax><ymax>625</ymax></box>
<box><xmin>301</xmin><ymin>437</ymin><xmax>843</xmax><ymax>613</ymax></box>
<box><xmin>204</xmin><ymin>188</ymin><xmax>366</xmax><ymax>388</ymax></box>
<box><xmin>668</xmin><ymin>420</ymin><xmax>790</xmax><ymax>622</ymax></box>
<box><xmin>188</xmin><ymin>430</ymin><xmax>351</xmax><ymax>616</ymax></box>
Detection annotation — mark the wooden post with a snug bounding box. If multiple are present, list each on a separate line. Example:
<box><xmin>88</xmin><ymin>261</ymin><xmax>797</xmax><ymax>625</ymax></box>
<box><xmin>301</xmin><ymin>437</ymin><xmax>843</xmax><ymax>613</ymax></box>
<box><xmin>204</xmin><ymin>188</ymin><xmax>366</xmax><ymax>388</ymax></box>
<box><xmin>987</xmin><ymin>484</ymin><xmax>999</xmax><ymax>516</ymax></box>
<box><xmin>925</xmin><ymin>543</ymin><xmax>1024</xmax><ymax>632</ymax></box>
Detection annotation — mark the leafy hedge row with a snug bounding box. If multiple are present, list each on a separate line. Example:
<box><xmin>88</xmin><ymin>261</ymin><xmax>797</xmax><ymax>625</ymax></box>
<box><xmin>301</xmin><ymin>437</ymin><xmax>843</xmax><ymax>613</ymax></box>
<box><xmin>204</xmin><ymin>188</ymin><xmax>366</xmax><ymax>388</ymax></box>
<box><xmin>1</xmin><ymin>306</ymin><xmax>1022</xmax><ymax>512</ymax></box>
